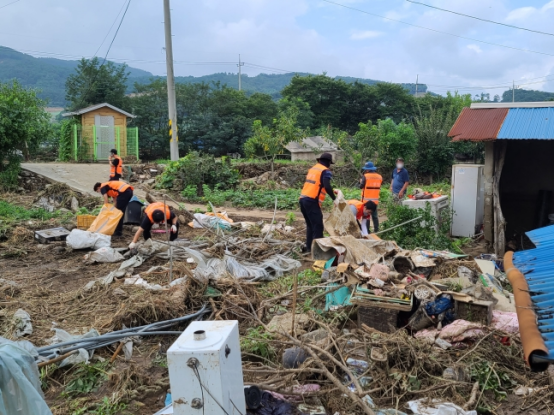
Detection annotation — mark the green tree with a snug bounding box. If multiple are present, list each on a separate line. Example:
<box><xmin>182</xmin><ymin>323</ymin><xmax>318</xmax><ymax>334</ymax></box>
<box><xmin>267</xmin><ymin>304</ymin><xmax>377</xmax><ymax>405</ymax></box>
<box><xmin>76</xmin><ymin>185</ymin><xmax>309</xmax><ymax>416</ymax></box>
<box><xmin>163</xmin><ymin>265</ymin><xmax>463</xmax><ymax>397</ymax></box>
<box><xmin>244</xmin><ymin>107</ymin><xmax>305</xmax><ymax>172</ymax></box>
<box><xmin>278</xmin><ymin>97</ymin><xmax>314</xmax><ymax>129</ymax></box>
<box><xmin>65</xmin><ymin>57</ymin><xmax>130</xmax><ymax>111</ymax></box>
<box><xmin>375</xmin><ymin>119</ymin><xmax>418</xmax><ymax>171</ymax></box>
<box><xmin>0</xmin><ymin>80</ymin><xmax>50</xmax><ymax>188</ymax></box>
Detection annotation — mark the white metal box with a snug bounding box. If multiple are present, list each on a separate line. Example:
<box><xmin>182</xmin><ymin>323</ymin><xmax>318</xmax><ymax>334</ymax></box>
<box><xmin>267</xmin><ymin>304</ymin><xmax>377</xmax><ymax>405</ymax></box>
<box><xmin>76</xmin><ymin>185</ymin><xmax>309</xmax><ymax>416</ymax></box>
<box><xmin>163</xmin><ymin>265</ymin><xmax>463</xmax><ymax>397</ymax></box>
<box><xmin>167</xmin><ymin>321</ymin><xmax>245</xmax><ymax>415</ymax></box>
<box><xmin>451</xmin><ymin>164</ymin><xmax>485</xmax><ymax>237</ymax></box>
<box><xmin>402</xmin><ymin>195</ymin><xmax>449</xmax><ymax>233</ymax></box>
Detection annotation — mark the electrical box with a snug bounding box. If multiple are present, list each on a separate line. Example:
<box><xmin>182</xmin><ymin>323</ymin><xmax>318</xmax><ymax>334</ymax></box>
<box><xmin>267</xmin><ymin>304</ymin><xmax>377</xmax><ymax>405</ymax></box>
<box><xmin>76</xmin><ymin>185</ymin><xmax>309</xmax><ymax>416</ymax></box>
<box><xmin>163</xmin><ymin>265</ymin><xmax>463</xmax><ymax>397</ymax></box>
<box><xmin>451</xmin><ymin>164</ymin><xmax>485</xmax><ymax>237</ymax></box>
<box><xmin>402</xmin><ymin>196</ymin><xmax>449</xmax><ymax>233</ymax></box>
<box><xmin>167</xmin><ymin>321</ymin><xmax>245</xmax><ymax>415</ymax></box>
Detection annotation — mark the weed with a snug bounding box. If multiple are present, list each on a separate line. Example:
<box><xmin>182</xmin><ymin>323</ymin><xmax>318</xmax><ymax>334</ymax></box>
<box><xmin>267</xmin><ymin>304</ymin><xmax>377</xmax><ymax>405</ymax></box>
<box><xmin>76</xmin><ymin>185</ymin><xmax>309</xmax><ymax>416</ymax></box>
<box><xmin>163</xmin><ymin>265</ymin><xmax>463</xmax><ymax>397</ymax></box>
<box><xmin>0</xmin><ymin>200</ymin><xmax>62</xmax><ymax>238</ymax></box>
<box><xmin>240</xmin><ymin>326</ymin><xmax>276</xmax><ymax>360</ymax></box>
<box><xmin>452</xmin><ymin>237</ymin><xmax>471</xmax><ymax>254</ymax></box>
<box><xmin>152</xmin><ymin>353</ymin><xmax>168</xmax><ymax>368</ymax></box>
<box><xmin>193</xmin><ymin>208</ymin><xmax>203</xmax><ymax>214</ymax></box>
<box><xmin>63</xmin><ymin>362</ymin><xmax>109</xmax><ymax>396</ymax></box>
<box><xmin>285</xmin><ymin>212</ymin><xmax>296</xmax><ymax>226</ymax></box>
<box><xmin>445</xmin><ymin>281</ymin><xmax>464</xmax><ymax>292</ymax></box>
<box><xmin>91</xmin><ymin>397</ymin><xmax>127</xmax><ymax>415</ymax></box>
<box><xmin>471</xmin><ymin>361</ymin><xmax>516</xmax><ymax>401</ymax></box>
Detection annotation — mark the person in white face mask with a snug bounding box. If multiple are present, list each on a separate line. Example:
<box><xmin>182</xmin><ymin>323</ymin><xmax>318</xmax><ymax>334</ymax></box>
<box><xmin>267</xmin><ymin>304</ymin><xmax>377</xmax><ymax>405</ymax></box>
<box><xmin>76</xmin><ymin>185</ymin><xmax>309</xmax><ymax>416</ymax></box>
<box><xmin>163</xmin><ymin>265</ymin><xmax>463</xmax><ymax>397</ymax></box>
<box><xmin>390</xmin><ymin>158</ymin><xmax>409</xmax><ymax>203</ymax></box>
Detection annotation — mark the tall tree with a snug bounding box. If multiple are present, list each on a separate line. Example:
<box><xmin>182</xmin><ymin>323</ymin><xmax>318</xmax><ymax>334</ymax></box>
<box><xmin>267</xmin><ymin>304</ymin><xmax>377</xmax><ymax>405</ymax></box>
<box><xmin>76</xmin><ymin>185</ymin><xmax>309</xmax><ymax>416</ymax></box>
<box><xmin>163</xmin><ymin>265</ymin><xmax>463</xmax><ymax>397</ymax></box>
<box><xmin>65</xmin><ymin>57</ymin><xmax>130</xmax><ymax>111</ymax></box>
<box><xmin>0</xmin><ymin>81</ymin><xmax>50</xmax><ymax>188</ymax></box>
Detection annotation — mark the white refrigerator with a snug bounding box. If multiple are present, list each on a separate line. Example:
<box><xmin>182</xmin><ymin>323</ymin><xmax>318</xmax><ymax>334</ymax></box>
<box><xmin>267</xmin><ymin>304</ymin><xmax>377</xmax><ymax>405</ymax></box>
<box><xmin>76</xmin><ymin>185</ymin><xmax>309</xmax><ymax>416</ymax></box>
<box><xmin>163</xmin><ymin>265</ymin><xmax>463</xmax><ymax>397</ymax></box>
<box><xmin>451</xmin><ymin>164</ymin><xmax>485</xmax><ymax>237</ymax></box>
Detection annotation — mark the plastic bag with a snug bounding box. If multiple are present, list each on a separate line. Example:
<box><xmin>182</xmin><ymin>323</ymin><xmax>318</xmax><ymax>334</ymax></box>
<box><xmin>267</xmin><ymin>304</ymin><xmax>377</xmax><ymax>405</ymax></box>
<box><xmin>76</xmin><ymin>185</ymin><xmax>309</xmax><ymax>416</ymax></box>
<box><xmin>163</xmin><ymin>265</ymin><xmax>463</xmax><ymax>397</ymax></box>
<box><xmin>189</xmin><ymin>212</ymin><xmax>233</xmax><ymax>230</ymax></box>
<box><xmin>87</xmin><ymin>204</ymin><xmax>123</xmax><ymax>236</ymax></box>
<box><xmin>84</xmin><ymin>247</ymin><xmax>124</xmax><ymax>264</ymax></box>
<box><xmin>66</xmin><ymin>229</ymin><xmax>111</xmax><ymax>250</ymax></box>
<box><xmin>407</xmin><ymin>399</ymin><xmax>476</xmax><ymax>415</ymax></box>
<box><xmin>0</xmin><ymin>344</ymin><xmax>52</xmax><ymax>415</ymax></box>
<box><xmin>13</xmin><ymin>309</ymin><xmax>33</xmax><ymax>337</ymax></box>
<box><xmin>324</xmin><ymin>195</ymin><xmax>361</xmax><ymax>237</ymax></box>
<box><xmin>50</xmin><ymin>328</ymin><xmax>100</xmax><ymax>367</ymax></box>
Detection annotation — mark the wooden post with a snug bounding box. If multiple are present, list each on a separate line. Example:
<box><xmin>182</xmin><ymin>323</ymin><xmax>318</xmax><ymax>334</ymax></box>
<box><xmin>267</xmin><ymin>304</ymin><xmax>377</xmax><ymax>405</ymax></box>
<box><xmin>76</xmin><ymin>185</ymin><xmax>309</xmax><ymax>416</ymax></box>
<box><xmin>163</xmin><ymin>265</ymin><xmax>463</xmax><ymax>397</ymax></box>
<box><xmin>483</xmin><ymin>142</ymin><xmax>494</xmax><ymax>248</ymax></box>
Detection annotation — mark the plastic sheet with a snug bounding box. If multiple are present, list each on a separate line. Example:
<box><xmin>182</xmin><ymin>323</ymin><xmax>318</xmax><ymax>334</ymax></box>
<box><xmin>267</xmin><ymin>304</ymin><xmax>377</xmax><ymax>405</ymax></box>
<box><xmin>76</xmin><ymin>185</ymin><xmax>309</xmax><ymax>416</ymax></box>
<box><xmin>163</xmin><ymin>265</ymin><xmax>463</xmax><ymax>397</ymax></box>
<box><xmin>184</xmin><ymin>248</ymin><xmax>300</xmax><ymax>283</ymax></box>
<box><xmin>0</xmin><ymin>344</ymin><xmax>52</xmax><ymax>415</ymax></box>
<box><xmin>87</xmin><ymin>203</ymin><xmax>123</xmax><ymax>236</ymax></box>
<box><xmin>189</xmin><ymin>212</ymin><xmax>233</xmax><ymax>230</ymax></box>
<box><xmin>84</xmin><ymin>247</ymin><xmax>124</xmax><ymax>264</ymax></box>
<box><xmin>50</xmin><ymin>328</ymin><xmax>101</xmax><ymax>367</ymax></box>
<box><xmin>407</xmin><ymin>399</ymin><xmax>476</xmax><ymax>415</ymax></box>
<box><xmin>66</xmin><ymin>229</ymin><xmax>111</xmax><ymax>250</ymax></box>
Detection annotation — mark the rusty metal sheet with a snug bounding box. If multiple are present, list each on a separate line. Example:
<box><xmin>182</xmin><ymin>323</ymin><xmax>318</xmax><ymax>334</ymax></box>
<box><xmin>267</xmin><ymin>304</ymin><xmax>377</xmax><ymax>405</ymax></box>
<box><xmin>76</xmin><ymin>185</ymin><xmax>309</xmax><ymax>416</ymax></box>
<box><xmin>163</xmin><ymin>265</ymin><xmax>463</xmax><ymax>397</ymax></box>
<box><xmin>448</xmin><ymin>108</ymin><xmax>508</xmax><ymax>142</ymax></box>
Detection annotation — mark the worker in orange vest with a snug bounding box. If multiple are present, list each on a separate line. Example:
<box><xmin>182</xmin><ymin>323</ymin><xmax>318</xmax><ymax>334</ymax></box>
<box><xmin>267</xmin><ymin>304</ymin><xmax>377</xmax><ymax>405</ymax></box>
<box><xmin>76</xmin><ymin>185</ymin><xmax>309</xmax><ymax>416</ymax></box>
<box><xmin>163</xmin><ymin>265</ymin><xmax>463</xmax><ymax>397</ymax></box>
<box><xmin>347</xmin><ymin>200</ymin><xmax>378</xmax><ymax>237</ymax></box>
<box><xmin>109</xmin><ymin>149</ymin><xmax>123</xmax><ymax>181</ymax></box>
<box><xmin>359</xmin><ymin>161</ymin><xmax>382</xmax><ymax>232</ymax></box>
<box><xmin>299</xmin><ymin>152</ymin><xmax>340</xmax><ymax>253</ymax></box>
<box><xmin>128</xmin><ymin>202</ymin><xmax>179</xmax><ymax>249</ymax></box>
<box><xmin>93</xmin><ymin>180</ymin><xmax>134</xmax><ymax>237</ymax></box>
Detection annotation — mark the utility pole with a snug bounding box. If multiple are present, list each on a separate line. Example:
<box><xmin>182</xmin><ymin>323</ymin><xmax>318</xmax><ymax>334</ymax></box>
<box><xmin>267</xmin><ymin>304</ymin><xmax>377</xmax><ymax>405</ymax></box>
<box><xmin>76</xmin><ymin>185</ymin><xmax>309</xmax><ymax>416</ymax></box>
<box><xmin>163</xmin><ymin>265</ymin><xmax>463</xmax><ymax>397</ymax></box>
<box><xmin>513</xmin><ymin>80</ymin><xmax>515</xmax><ymax>103</ymax></box>
<box><xmin>164</xmin><ymin>0</ymin><xmax>179</xmax><ymax>161</ymax></box>
<box><xmin>415</xmin><ymin>74</ymin><xmax>418</xmax><ymax>97</ymax></box>
<box><xmin>237</xmin><ymin>54</ymin><xmax>244</xmax><ymax>91</ymax></box>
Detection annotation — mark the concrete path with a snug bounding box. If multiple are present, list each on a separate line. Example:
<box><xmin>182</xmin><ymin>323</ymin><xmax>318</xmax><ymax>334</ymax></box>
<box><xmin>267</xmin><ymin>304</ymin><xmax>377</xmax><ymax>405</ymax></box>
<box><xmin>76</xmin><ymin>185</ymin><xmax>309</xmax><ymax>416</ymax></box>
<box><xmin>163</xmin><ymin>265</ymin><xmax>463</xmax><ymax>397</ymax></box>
<box><xmin>21</xmin><ymin>163</ymin><xmax>301</xmax><ymax>220</ymax></box>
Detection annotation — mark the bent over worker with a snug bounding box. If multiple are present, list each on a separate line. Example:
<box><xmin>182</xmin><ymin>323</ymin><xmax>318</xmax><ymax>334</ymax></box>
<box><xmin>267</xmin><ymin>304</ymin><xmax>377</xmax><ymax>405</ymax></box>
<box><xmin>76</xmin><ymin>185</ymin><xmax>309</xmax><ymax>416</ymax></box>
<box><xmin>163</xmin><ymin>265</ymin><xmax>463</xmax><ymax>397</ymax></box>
<box><xmin>299</xmin><ymin>152</ymin><xmax>338</xmax><ymax>253</ymax></box>
<box><xmin>359</xmin><ymin>161</ymin><xmax>382</xmax><ymax>232</ymax></box>
<box><xmin>93</xmin><ymin>180</ymin><xmax>134</xmax><ymax>237</ymax></box>
<box><xmin>109</xmin><ymin>149</ymin><xmax>123</xmax><ymax>181</ymax></box>
<box><xmin>347</xmin><ymin>200</ymin><xmax>377</xmax><ymax>237</ymax></box>
<box><xmin>128</xmin><ymin>202</ymin><xmax>179</xmax><ymax>249</ymax></box>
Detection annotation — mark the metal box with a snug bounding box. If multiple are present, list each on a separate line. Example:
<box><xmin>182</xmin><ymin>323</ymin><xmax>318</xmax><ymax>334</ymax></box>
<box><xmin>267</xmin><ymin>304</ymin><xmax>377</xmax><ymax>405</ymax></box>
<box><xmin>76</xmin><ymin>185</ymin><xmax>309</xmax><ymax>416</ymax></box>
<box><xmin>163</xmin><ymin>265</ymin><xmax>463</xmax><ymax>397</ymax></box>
<box><xmin>451</xmin><ymin>164</ymin><xmax>485</xmax><ymax>237</ymax></box>
<box><xmin>402</xmin><ymin>196</ymin><xmax>449</xmax><ymax>233</ymax></box>
<box><xmin>167</xmin><ymin>321</ymin><xmax>245</xmax><ymax>415</ymax></box>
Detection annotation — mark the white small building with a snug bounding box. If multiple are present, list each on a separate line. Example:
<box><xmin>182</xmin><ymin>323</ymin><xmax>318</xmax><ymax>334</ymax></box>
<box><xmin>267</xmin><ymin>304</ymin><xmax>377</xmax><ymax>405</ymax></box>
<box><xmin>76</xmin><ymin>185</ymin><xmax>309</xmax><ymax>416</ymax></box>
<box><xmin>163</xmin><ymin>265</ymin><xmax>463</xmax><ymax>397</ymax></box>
<box><xmin>285</xmin><ymin>136</ymin><xmax>344</xmax><ymax>162</ymax></box>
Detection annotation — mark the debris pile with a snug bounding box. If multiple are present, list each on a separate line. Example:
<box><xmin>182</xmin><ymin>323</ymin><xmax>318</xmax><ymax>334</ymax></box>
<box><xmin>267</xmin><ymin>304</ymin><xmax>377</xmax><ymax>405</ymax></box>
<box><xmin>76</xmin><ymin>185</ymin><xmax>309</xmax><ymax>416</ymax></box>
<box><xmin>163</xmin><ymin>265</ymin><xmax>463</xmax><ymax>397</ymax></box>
<box><xmin>128</xmin><ymin>164</ymin><xmax>164</xmax><ymax>187</ymax></box>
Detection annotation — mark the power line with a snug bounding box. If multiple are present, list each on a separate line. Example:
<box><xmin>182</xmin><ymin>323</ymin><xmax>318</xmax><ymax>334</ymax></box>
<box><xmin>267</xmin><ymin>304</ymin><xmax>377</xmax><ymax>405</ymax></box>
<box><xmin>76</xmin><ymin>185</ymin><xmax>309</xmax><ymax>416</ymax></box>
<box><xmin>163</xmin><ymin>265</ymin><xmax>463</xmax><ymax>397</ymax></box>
<box><xmin>94</xmin><ymin>0</ymin><xmax>130</xmax><ymax>57</ymax></box>
<box><xmin>0</xmin><ymin>0</ymin><xmax>20</xmax><ymax>10</ymax></box>
<box><xmin>406</xmin><ymin>0</ymin><xmax>554</xmax><ymax>38</ymax></box>
<box><xmin>321</xmin><ymin>0</ymin><xmax>554</xmax><ymax>58</ymax></box>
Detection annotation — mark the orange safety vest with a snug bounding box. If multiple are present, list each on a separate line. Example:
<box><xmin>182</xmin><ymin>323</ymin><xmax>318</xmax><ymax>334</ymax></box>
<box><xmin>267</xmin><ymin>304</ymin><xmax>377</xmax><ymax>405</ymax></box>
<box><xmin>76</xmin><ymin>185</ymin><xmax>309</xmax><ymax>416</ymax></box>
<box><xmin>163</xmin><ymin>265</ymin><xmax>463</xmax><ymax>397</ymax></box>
<box><xmin>101</xmin><ymin>181</ymin><xmax>133</xmax><ymax>198</ymax></box>
<box><xmin>361</xmin><ymin>172</ymin><xmax>382</xmax><ymax>205</ymax></box>
<box><xmin>300</xmin><ymin>163</ymin><xmax>329</xmax><ymax>205</ymax></box>
<box><xmin>348</xmin><ymin>199</ymin><xmax>366</xmax><ymax>220</ymax></box>
<box><xmin>145</xmin><ymin>202</ymin><xmax>172</xmax><ymax>224</ymax></box>
<box><xmin>110</xmin><ymin>155</ymin><xmax>123</xmax><ymax>177</ymax></box>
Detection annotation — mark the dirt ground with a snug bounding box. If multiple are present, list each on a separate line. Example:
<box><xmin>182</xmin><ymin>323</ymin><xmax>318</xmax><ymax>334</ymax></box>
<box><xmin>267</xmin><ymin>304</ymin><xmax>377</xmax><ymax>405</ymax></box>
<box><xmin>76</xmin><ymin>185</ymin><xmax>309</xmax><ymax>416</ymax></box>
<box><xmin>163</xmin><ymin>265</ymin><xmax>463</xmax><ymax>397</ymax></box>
<box><xmin>1</xmin><ymin>182</ymin><xmax>553</xmax><ymax>415</ymax></box>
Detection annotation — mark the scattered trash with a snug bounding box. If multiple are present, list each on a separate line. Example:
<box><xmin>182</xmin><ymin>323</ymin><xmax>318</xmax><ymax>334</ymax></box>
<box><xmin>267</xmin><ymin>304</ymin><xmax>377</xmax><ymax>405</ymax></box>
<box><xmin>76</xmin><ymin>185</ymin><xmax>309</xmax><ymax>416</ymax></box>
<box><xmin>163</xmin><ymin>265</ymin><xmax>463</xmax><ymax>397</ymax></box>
<box><xmin>34</xmin><ymin>227</ymin><xmax>70</xmax><ymax>244</ymax></box>
<box><xmin>13</xmin><ymin>309</ymin><xmax>33</xmax><ymax>337</ymax></box>
<box><xmin>84</xmin><ymin>247</ymin><xmax>125</xmax><ymax>263</ymax></box>
<box><xmin>443</xmin><ymin>365</ymin><xmax>470</xmax><ymax>382</ymax></box>
<box><xmin>66</xmin><ymin>229</ymin><xmax>111</xmax><ymax>250</ymax></box>
<box><xmin>407</xmin><ymin>399</ymin><xmax>477</xmax><ymax>415</ymax></box>
<box><xmin>282</xmin><ymin>346</ymin><xmax>308</xmax><ymax>369</ymax></box>
<box><xmin>190</xmin><ymin>212</ymin><xmax>233</xmax><ymax>230</ymax></box>
<box><xmin>457</xmin><ymin>266</ymin><xmax>474</xmax><ymax>282</ymax></box>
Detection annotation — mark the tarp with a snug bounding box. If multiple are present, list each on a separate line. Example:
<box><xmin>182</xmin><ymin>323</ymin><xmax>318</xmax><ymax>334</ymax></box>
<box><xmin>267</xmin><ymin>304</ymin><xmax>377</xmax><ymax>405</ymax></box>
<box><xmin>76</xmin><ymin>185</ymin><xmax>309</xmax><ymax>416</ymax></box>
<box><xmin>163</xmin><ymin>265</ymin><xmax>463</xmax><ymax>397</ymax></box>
<box><xmin>312</xmin><ymin>235</ymin><xmax>398</xmax><ymax>266</ymax></box>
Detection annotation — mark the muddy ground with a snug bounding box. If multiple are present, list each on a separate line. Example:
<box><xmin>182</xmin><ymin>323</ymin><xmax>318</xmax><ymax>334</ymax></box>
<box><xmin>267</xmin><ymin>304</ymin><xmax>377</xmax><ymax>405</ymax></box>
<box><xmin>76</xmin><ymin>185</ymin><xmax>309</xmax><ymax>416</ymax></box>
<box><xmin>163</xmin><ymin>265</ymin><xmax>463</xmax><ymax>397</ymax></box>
<box><xmin>1</xmin><ymin>185</ymin><xmax>553</xmax><ymax>415</ymax></box>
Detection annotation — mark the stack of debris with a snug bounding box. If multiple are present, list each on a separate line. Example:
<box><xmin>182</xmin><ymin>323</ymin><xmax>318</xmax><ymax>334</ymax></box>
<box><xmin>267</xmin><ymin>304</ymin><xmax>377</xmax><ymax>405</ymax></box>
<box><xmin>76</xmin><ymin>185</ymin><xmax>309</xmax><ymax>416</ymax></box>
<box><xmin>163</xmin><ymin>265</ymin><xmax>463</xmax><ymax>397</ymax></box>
<box><xmin>128</xmin><ymin>164</ymin><xmax>164</xmax><ymax>187</ymax></box>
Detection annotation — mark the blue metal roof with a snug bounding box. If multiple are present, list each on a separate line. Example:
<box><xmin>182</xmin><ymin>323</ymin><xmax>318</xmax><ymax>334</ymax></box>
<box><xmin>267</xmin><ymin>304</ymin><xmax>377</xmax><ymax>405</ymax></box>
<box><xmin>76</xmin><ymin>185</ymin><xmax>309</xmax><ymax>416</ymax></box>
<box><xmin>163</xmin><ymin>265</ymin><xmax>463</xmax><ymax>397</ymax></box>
<box><xmin>498</xmin><ymin>108</ymin><xmax>554</xmax><ymax>140</ymax></box>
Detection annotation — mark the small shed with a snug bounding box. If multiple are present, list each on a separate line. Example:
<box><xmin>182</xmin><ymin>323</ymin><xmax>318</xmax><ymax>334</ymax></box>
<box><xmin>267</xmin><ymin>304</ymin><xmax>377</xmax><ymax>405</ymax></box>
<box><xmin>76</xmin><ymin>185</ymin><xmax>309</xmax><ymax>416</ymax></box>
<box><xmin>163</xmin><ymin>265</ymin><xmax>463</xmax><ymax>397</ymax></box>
<box><xmin>285</xmin><ymin>136</ymin><xmax>343</xmax><ymax>162</ymax></box>
<box><xmin>448</xmin><ymin>101</ymin><xmax>554</xmax><ymax>256</ymax></box>
<box><xmin>63</xmin><ymin>103</ymin><xmax>137</xmax><ymax>160</ymax></box>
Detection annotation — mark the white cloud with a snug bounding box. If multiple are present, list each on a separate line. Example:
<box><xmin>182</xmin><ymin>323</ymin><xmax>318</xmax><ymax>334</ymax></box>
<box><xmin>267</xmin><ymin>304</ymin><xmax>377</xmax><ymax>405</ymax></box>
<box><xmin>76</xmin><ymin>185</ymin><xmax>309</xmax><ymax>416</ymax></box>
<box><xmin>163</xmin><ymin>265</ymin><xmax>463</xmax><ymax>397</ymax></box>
<box><xmin>467</xmin><ymin>44</ymin><xmax>483</xmax><ymax>54</ymax></box>
<box><xmin>505</xmin><ymin>7</ymin><xmax>536</xmax><ymax>21</ymax></box>
<box><xmin>542</xmin><ymin>0</ymin><xmax>554</xmax><ymax>12</ymax></box>
<box><xmin>350</xmin><ymin>30</ymin><xmax>383</xmax><ymax>40</ymax></box>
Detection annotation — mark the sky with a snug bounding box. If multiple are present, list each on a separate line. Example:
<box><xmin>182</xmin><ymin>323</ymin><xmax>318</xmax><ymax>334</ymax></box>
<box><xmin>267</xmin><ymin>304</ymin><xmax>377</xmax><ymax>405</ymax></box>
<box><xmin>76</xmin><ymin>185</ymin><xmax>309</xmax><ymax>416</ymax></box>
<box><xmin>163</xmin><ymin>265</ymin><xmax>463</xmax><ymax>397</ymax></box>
<box><xmin>1</xmin><ymin>0</ymin><xmax>554</xmax><ymax>97</ymax></box>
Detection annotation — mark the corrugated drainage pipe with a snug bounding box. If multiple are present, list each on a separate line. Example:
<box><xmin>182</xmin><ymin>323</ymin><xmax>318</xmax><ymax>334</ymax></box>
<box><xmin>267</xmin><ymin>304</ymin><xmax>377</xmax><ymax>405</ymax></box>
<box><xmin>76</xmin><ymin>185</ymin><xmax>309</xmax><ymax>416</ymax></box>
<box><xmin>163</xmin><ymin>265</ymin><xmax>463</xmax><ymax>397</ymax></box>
<box><xmin>504</xmin><ymin>251</ymin><xmax>549</xmax><ymax>371</ymax></box>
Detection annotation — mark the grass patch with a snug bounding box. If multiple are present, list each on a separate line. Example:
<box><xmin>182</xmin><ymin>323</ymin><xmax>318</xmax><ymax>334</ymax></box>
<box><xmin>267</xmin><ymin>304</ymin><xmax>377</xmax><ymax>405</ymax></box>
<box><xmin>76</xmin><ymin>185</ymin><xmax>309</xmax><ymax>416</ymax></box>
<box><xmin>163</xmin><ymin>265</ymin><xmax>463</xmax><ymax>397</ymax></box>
<box><xmin>63</xmin><ymin>362</ymin><xmax>110</xmax><ymax>397</ymax></box>
<box><xmin>240</xmin><ymin>326</ymin><xmax>276</xmax><ymax>361</ymax></box>
<box><xmin>91</xmin><ymin>397</ymin><xmax>127</xmax><ymax>415</ymax></box>
<box><xmin>0</xmin><ymin>199</ymin><xmax>66</xmax><ymax>238</ymax></box>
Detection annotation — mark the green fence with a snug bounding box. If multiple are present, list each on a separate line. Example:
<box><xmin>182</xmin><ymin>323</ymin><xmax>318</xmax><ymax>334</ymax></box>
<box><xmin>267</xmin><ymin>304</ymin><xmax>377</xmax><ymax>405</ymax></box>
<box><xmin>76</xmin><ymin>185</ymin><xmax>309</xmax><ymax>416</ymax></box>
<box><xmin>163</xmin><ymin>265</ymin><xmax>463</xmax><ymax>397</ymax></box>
<box><xmin>72</xmin><ymin>125</ymin><xmax>139</xmax><ymax>162</ymax></box>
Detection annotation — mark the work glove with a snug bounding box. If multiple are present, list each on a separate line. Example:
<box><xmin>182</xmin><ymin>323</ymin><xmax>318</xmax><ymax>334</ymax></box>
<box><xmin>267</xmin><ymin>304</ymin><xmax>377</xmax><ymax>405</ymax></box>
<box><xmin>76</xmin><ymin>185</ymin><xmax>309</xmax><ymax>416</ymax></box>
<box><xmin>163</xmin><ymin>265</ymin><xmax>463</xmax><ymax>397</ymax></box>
<box><xmin>129</xmin><ymin>242</ymin><xmax>136</xmax><ymax>249</ymax></box>
<box><xmin>171</xmin><ymin>225</ymin><xmax>177</xmax><ymax>233</ymax></box>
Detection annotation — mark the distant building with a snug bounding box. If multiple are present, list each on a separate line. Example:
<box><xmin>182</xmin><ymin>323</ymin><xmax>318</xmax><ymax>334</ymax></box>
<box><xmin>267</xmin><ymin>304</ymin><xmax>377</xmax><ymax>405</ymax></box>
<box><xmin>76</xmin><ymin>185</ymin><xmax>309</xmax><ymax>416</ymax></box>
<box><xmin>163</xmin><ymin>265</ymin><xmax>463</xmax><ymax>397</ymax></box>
<box><xmin>285</xmin><ymin>136</ymin><xmax>344</xmax><ymax>162</ymax></box>
<box><xmin>45</xmin><ymin>107</ymin><xmax>64</xmax><ymax>122</ymax></box>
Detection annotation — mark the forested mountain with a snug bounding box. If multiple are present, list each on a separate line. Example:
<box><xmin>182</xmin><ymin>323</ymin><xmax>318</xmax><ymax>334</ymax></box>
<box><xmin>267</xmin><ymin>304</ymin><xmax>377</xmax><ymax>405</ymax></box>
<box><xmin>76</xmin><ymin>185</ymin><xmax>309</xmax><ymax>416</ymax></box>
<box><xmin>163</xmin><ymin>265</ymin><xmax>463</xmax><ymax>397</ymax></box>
<box><xmin>0</xmin><ymin>46</ymin><xmax>150</xmax><ymax>105</ymax></box>
<box><xmin>1</xmin><ymin>46</ymin><xmax>428</xmax><ymax>106</ymax></box>
<box><xmin>501</xmin><ymin>88</ymin><xmax>554</xmax><ymax>102</ymax></box>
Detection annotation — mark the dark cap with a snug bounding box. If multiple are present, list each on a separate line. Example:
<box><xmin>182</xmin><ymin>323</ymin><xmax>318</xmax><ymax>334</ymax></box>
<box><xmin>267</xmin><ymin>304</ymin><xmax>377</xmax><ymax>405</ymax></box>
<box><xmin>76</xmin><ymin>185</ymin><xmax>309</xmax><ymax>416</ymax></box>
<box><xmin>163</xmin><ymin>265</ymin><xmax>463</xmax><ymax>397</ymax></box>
<box><xmin>317</xmin><ymin>152</ymin><xmax>335</xmax><ymax>164</ymax></box>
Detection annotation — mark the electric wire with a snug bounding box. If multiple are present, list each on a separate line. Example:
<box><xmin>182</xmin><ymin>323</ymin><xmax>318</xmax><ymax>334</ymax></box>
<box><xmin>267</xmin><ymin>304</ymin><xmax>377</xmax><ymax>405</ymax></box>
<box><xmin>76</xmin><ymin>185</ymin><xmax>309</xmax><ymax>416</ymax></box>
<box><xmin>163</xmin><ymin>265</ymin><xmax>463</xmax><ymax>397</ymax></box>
<box><xmin>406</xmin><ymin>0</ymin><xmax>554</xmax><ymax>38</ymax></box>
<box><xmin>321</xmin><ymin>0</ymin><xmax>554</xmax><ymax>58</ymax></box>
<box><xmin>0</xmin><ymin>0</ymin><xmax>19</xmax><ymax>10</ymax></box>
<box><xmin>94</xmin><ymin>0</ymin><xmax>130</xmax><ymax>57</ymax></box>
<box><xmin>192</xmin><ymin>363</ymin><xmax>230</xmax><ymax>415</ymax></box>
